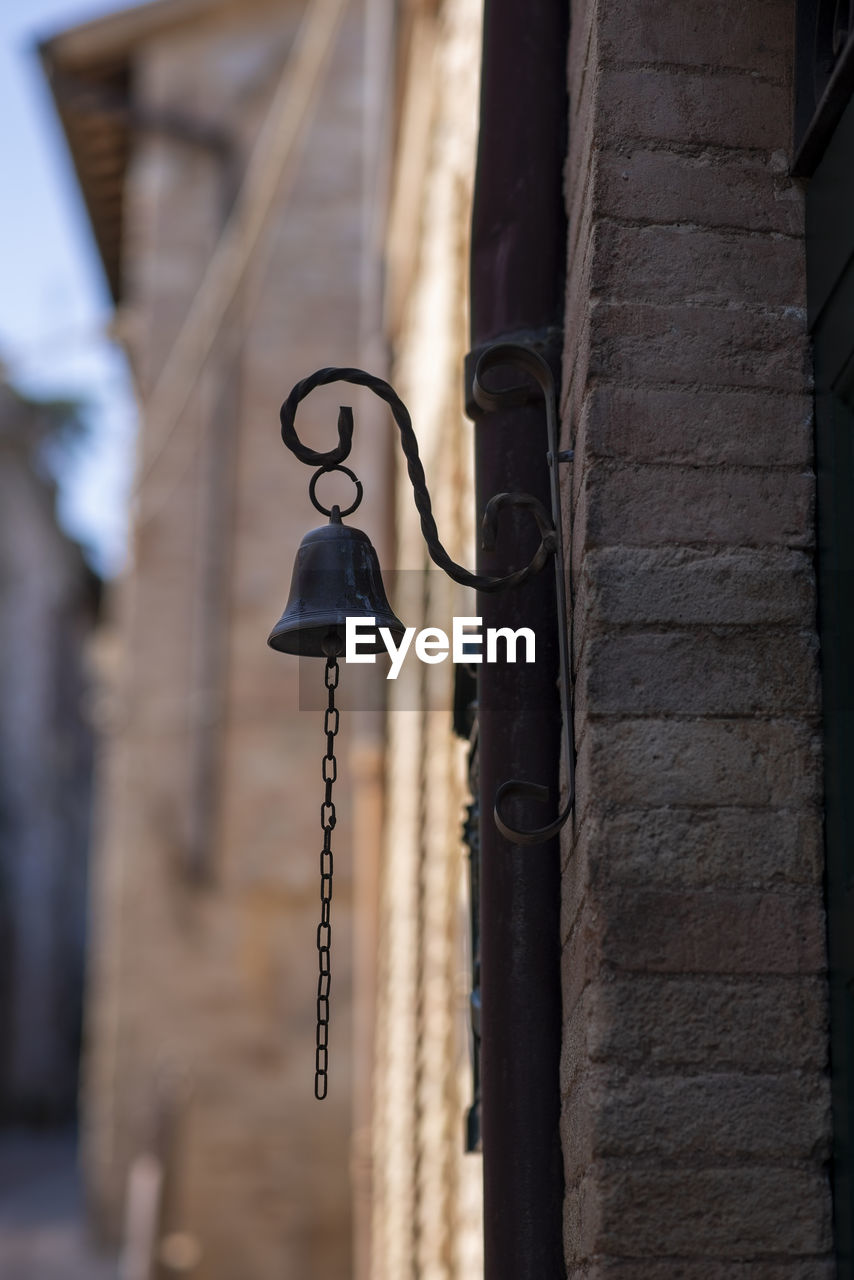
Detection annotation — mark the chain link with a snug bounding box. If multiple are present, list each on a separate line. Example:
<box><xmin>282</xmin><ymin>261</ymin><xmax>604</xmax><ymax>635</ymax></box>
<box><xmin>315</xmin><ymin>654</ymin><xmax>339</xmax><ymax>1099</ymax></box>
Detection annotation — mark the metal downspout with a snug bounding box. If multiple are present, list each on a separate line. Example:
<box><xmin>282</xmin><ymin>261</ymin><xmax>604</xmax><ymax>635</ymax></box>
<box><xmin>467</xmin><ymin>1</ymin><xmax>569</xmax><ymax>1276</ymax></box>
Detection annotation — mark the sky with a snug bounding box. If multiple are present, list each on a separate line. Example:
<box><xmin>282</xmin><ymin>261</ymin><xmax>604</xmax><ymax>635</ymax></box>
<box><xmin>0</xmin><ymin>0</ymin><xmax>143</xmax><ymax>575</ymax></box>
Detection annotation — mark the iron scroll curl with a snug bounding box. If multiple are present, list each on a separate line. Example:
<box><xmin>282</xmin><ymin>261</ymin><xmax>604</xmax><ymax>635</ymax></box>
<box><xmin>279</xmin><ymin>345</ymin><xmax>574</xmax><ymax>845</ymax></box>
<box><xmin>472</xmin><ymin>345</ymin><xmax>575</xmax><ymax>846</ymax></box>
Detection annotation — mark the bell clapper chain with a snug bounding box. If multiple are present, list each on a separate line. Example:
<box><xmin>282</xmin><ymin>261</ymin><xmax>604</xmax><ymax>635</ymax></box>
<box><xmin>316</xmin><ymin>629</ymin><xmax>341</xmax><ymax>1100</ymax></box>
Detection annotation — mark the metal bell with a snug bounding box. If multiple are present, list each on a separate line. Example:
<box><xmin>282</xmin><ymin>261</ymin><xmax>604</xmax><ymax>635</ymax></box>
<box><xmin>268</xmin><ymin>515</ymin><xmax>405</xmax><ymax>657</ymax></box>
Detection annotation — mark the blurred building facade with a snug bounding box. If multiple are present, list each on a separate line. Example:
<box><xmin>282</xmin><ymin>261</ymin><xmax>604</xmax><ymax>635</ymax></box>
<box><xmin>0</xmin><ymin>383</ymin><xmax>99</xmax><ymax>1124</ymax></box>
<box><xmin>43</xmin><ymin>0</ymin><xmax>482</xmax><ymax>1276</ymax></box>
<box><xmin>40</xmin><ymin>0</ymin><xmax>854</xmax><ymax>1277</ymax></box>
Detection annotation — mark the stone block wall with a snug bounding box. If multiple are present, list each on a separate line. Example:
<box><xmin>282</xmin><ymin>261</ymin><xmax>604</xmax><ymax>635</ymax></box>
<box><xmin>561</xmin><ymin>0</ymin><xmax>833</xmax><ymax>1272</ymax></box>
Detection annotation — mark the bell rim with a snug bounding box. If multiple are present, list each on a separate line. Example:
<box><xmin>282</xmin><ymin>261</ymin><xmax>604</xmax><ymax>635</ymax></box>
<box><xmin>267</xmin><ymin>614</ymin><xmax>406</xmax><ymax>656</ymax></box>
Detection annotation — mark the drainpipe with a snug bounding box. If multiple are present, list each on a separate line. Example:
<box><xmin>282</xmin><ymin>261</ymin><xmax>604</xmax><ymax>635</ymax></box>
<box><xmin>466</xmin><ymin>1</ymin><xmax>569</xmax><ymax>1277</ymax></box>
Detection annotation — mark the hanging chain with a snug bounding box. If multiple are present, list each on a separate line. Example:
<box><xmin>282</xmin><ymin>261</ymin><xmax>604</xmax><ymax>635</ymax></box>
<box><xmin>316</xmin><ymin>653</ymin><xmax>339</xmax><ymax>1100</ymax></box>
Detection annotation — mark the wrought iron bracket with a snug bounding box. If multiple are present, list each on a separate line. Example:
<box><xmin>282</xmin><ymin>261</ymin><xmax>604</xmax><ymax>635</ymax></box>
<box><xmin>470</xmin><ymin>344</ymin><xmax>575</xmax><ymax>845</ymax></box>
<box><xmin>278</xmin><ymin>341</ymin><xmax>575</xmax><ymax>845</ymax></box>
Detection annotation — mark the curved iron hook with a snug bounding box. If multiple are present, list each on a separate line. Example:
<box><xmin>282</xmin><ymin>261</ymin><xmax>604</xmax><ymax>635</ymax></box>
<box><xmin>280</xmin><ymin>365</ymin><xmax>554</xmax><ymax>594</ymax></box>
<box><xmin>473</xmin><ymin>344</ymin><xmax>575</xmax><ymax>847</ymax></box>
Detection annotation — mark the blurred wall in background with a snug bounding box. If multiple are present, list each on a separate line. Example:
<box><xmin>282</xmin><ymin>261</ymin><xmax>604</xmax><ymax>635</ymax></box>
<box><xmin>0</xmin><ymin>382</ymin><xmax>99</xmax><ymax>1124</ymax></box>
<box><xmin>41</xmin><ymin>0</ymin><xmax>485</xmax><ymax>1275</ymax></box>
<box><xmin>369</xmin><ymin>0</ymin><xmax>484</xmax><ymax>1274</ymax></box>
<box><xmin>44</xmin><ymin>0</ymin><xmax>373</xmax><ymax>1274</ymax></box>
